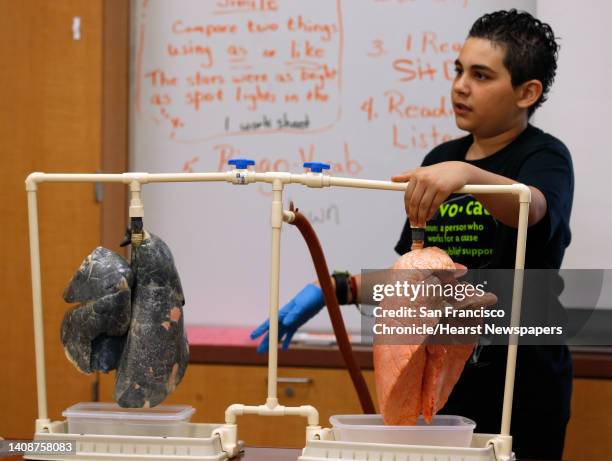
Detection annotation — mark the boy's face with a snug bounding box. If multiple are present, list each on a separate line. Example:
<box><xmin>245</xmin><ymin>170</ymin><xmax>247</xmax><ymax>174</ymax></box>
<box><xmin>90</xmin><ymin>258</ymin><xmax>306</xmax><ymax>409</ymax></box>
<box><xmin>452</xmin><ymin>37</ymin><xmax>525</xmax><ymax>136</ymax></box>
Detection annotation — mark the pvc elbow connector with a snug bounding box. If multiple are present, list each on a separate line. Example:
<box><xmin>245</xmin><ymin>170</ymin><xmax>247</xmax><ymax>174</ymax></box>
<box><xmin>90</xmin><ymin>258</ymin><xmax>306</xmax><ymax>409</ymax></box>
<box><xmin>225</xmin><ymin>404</ymin><xmax>245</xmax><ymax>424</ymax></box>
<box><xmin>25</xmin><ymin>172</ymin><xmax>45</xmax><ymax>191</ymax></box>
<box><xmin>299</xmin><ymin>405</ymin><xmax>319</xmax><ymax>426</ymax></box>
<box><xmin>512</xmin><ymin>183</ymin><xmax>531</xmax><ymax>203</ymax></box>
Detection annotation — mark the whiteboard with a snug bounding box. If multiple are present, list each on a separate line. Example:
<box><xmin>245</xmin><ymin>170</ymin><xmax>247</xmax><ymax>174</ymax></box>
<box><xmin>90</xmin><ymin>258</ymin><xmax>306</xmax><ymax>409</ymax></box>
<box><xmin>130</xmin><ymin>0</ymin><xmax>536</xmax><ymax>331</ymax></box>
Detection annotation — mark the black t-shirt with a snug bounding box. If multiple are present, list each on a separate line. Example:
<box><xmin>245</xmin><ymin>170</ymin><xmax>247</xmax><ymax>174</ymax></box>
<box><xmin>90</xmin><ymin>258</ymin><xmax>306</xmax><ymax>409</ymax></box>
<box><xmin>393</xmin><ymin>125</ymin><xmax>574</xmax><ymax>459</ymax></box>
<box><xmin>395</xmin><ymin>124</ymin><xmax>574</xmax><ymax>269</ymax></box>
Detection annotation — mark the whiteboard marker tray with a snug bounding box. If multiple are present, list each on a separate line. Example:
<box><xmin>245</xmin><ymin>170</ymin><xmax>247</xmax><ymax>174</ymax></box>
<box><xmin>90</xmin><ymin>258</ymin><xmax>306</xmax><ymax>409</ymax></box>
<box><xmin>26</xmin><ymin>420</ymin><xmax>240</xmax><ymax>461</ymax></box>
<box><xmin>299</xmin><ymin>432</ymin><xmax>515</xmax><ymax>461</ymax></box>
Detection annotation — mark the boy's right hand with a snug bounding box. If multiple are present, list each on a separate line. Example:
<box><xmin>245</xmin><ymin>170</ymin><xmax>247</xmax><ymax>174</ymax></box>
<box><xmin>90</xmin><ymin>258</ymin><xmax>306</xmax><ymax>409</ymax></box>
<box><xmin>250</xmin><ymin>283</ymin><xmax>325</xmax><ymax>353</ymax></box>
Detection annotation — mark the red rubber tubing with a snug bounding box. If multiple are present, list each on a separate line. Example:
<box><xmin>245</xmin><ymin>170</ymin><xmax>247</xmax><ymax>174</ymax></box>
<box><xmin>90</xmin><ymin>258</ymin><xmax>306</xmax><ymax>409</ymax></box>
<box><xmin>289</xmin><ymin>206</ymin><xmax>376</xmax><ymax>414</ymax></box>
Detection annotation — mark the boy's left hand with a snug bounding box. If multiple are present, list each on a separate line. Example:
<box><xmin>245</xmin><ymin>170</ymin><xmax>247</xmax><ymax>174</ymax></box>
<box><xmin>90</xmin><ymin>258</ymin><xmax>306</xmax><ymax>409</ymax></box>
<box><xmin>391</xmin><ymin>161</ymin><xmax>472</xmax><ymax>228</ymax></box>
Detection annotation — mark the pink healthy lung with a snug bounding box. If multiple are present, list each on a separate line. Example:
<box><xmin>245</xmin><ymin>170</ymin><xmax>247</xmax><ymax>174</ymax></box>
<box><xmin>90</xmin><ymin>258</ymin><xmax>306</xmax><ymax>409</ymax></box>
<box><xmin>373</xmin><ymin>247</ymin><xmax>497</xmax><ymax>425</ymax></box>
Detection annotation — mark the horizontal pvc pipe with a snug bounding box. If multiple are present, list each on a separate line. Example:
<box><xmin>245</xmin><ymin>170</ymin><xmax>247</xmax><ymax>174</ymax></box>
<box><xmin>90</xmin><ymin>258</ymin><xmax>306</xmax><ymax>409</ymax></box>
<box><xmin>328</xmin><ymin>176</ymin><xmax>530</xmax><ymax>197</ymax></box>
<box><xmin>26</xmin><ymin>172</ymin><xmax>130</xmax><ymax>189</ymax></box>
<box><xmin>26</xmin><ymin>171</ymin><xmax>532</xmax><ymax>197</ymax></box>
<box><xmin>143</xmin><ymin>173</ymin><xmax>233</xmax><ymax>183</ymax></box>
<box><xmin>25</xmin><ymin>171</ymin><xmax>234</xmax><ymax>189</ymax></box>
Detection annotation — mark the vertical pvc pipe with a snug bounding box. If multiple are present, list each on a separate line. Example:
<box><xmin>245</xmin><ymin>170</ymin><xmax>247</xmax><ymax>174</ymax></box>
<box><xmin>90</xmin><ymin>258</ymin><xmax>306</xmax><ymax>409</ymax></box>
<box><xmin>500</xmin><ymin>195</ymin><xmax>530</xmax><ymax>436</ymax></box>
<box><xmin>27</xmin><ymin>189</ymin><xmax>49</xmax><ymax>422</ymax></box>
<box><xmin>266</xmin><ymin>179</ymin><xmax>283</xmax><ymax>406</ymax></box>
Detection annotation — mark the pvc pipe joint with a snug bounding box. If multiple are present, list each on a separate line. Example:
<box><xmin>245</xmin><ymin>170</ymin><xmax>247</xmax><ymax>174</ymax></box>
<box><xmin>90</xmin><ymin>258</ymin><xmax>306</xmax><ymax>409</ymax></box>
<box><xmin>487</xmin><ymin>434</ymin><xmax>513</xmax><ymax>461</ymax></box>
<box><xmin>25</xmin><ymin>172</ymin><xmax>45</xmax><ymax>191</ymax></box>
<box><xmin>229</xmin><ymin>169</ymin><xmax>256</xmax><ymax>185</ymax></box>
<box><xmin>265</xmin><ymin>397</ymin><xmax>279</xmax><ymax>409</ymax></box>
<box><xmin>270</xmin><ymin>179</ymin><xmax>284</xmax><ymax>229</ymax></box>
<box><xmin>211</xmin><ymin>424</ymin><xmax>240</xmax><ymax>458</ymax></box>
<box><xmin>129</xmin><ymin>180</ymin><xmax>145</xmax><ymax>218</ymax></box>
<box><xmin>282</xmin><ymin>210</ymin><xmax>296</xmax><ymax>223</ymax></box>
<box><xmin>512</xmin><ymin>183</ymin><xmax>531</xmax><ymax>203</ymax></box>
<box><xmin>35</xmin><ymin>418</ymin><xmax>51</xmax><ymax>433</ymax></box>
<box><xmin>300</xmin><ymin>172</ymin><xmax>331</xmax><ymax>188</ymax></box>
<box><xmin>123</xmin><ymin>172</ymin><xmax>149</xmax><ymax>184</ymax></box>
<box><xmin>306</xmin><ymin>425</ymin><xmax>323</xmax><ymax>441</ymax></box>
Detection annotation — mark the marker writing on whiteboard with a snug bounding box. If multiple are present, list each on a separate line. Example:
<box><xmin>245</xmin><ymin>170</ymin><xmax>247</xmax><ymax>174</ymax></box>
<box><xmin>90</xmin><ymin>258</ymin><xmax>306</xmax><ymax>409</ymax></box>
<box><xmin>307</xmin><ymin>204</ymin><xmax>340</xmax><ymax>225</ymax></box>
<box><xmin>277</xmin><ymin>113</ymin><xmax>310</xmax><ymax>129</ymax></box>
<box><xmin>240</xmin><ymin>115</ymin><xmax>273</xmax><ymax>131</ymax></box>
<box><xmin>287</xmin><ymin>199</ymin><xmax>341</xmax><ymax>225</ymax></box>
<box><xmin>227</xmin><ymin>113</ymin><xmax>312</xmax><ymax>132</ymax></box>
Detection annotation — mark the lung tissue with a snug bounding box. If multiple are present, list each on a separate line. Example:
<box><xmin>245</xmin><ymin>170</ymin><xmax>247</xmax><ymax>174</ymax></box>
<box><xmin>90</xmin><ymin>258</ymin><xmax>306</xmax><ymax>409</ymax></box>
<box><xmin>374</xmin><ymin>247</ymin><xmax>497</xmax><ymax>425</ymax></box>
<box><xmin>61</xmin><ymin>232</ymin><xmax>189</xmax><ymax>408</ymax></box>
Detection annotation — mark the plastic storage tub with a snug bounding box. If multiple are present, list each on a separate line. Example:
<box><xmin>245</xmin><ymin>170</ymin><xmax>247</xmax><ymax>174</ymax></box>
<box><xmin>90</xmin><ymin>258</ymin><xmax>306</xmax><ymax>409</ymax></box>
<box><xmin>329</xmin><ymin>414</ymin><xmax>476</xmax><ymax>447</ymax></box>
<box><xmin>62</xmin><ymin>402</ymin><xmax>195</xmax><ymax>437</ymax></box>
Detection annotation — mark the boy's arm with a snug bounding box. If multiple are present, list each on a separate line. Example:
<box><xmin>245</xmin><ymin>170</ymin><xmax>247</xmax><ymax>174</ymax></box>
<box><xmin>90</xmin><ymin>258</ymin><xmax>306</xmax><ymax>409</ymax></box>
<box><xmin>462</xmin><ymin>162</ymin><xmax>547</xmax><ymax>228</ymax></box>
<box><xmin>391</xmin><ymin>161</ymin><xmax>547</xmax><ymax>229</ymax></box>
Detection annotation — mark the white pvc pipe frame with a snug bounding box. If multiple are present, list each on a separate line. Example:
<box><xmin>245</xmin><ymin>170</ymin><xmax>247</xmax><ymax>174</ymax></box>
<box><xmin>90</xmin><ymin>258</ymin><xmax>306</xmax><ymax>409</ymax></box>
<box><xmin>25</xmin><ymin>170</ymin><xmax>529</xmax><ymax>459</ymax></box>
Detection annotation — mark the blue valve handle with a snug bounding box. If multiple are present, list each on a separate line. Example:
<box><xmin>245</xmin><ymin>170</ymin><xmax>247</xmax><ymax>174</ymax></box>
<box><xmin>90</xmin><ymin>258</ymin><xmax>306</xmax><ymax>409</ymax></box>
<box><xmin>228</xmin><ymin>158</ymin><xmax>255</xmax><ymax>169</ymax></box>
<box><xmin>303</xmin><ymin>162</ymin><xmax>330</xmax><ymax>173</ymax></box>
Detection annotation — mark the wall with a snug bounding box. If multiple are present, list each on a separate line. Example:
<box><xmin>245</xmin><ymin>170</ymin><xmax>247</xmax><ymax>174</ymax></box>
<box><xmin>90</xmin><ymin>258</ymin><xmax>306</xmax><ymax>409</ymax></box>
<box><xmin>0</xmin><ymin>0</ymin><xmax>129</xmax><ymax>438</ymax></box>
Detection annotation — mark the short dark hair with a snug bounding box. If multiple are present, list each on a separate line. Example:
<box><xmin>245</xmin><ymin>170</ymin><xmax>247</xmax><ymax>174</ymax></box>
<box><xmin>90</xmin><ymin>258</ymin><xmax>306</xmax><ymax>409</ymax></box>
<box><xmin>469</xmin><ymin>9</ymin><xmax>559</xmax><ymax>116</ymax></box>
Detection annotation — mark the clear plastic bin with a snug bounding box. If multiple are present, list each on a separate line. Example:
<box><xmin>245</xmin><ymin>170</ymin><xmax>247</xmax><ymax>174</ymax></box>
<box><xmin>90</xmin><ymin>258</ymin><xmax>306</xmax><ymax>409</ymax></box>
<box><xmin>329</xmin><ymin>414</ymin><xmax>476</xmax><ymax>447</ymax></box>
<box><xmin>62</xmin><ymin>402</ymin><xmax>195</xmax><ymax>437</ymax></box>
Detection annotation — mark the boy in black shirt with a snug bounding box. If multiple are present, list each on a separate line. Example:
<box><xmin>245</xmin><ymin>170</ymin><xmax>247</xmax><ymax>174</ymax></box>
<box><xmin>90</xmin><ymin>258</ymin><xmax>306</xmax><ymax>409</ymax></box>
<box><xmin>391</xmin><ymin>10</ymin><xmax>573</xmax><ymax>460</ymax></box>
<box><xmin>252</xmin><ymin>9</ymin><xmax>573</xmax><ymax>460</ymax></box>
